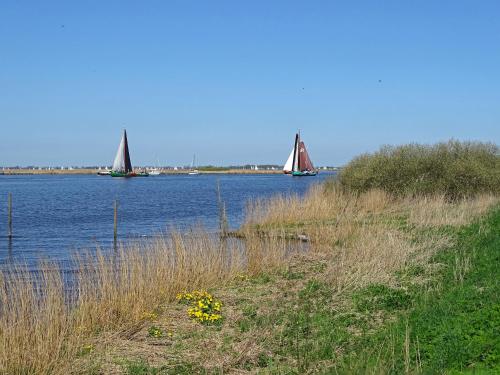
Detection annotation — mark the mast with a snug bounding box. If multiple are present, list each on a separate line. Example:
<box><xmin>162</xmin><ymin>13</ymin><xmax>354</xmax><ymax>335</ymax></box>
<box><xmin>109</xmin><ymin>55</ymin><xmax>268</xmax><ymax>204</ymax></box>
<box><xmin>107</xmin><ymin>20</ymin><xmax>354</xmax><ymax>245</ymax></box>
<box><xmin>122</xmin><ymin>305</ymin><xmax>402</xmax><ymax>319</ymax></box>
<box><xmin>292</xmin><ymin>133</ymin><xmax>300</xmax><ymax>172</ymax></box>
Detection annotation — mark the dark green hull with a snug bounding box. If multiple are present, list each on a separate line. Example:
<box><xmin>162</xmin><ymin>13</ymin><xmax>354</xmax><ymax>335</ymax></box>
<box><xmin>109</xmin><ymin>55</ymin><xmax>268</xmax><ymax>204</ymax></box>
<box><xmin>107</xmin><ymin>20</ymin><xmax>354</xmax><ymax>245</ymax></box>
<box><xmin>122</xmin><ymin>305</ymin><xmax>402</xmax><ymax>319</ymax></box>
<box><xmin>110</xmin><ymin>171</ymin><xmax>149</xmax><ymax>177</ymax></box>
<box><xmin>292</xmin><ymin>171</ymin><xmax>317</xmax><ymax>176</ymax></box>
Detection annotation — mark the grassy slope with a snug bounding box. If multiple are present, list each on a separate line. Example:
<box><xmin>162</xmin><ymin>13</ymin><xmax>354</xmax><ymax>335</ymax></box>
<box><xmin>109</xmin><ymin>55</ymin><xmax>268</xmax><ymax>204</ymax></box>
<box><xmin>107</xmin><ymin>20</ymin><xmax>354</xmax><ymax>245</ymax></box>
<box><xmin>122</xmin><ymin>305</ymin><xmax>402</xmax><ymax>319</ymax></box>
<box><xmin>91</xmin><ymin>206</ymin><xmax>500</xmax><ymax>375</ymax></box>
<box><xmin>334</xmin><ymin>207</ymin><xmax>500</xmax><ymax>374</ymax></box>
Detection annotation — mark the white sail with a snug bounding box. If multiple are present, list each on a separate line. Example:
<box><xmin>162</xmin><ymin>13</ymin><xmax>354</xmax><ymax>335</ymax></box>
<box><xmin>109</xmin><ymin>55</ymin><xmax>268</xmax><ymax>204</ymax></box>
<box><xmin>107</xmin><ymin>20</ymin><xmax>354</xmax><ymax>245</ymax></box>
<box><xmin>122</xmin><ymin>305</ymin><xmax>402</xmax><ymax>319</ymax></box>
<box><xmin>112</xmin><ymin>134</ymin><xmax>126</xmax><ymax>171</ymax></box>
<box><xmin>283</xmin><ymin>148</ymin><xmax>294</xmax><ymax>172</ymax></box>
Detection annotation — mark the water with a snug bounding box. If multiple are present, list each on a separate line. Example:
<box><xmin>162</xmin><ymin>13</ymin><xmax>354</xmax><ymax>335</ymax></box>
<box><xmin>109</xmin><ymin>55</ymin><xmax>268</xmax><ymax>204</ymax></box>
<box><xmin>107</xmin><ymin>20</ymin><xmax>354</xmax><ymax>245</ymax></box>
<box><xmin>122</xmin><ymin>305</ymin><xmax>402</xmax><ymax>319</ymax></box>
<box><xmin>0</xmin><ymin>173</ymin><xmax>333</xmax><ymax>269</ymax></box>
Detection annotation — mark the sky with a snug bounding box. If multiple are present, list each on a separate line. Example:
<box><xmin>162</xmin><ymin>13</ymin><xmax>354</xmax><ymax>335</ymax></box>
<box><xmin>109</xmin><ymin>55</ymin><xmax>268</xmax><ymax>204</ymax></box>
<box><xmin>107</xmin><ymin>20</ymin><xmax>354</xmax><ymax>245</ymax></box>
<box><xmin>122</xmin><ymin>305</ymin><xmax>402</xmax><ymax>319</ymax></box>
<box><xmin>1</xmin><ymin>1</ymin><xmax>499</xmax><ymax>167</ymax></box>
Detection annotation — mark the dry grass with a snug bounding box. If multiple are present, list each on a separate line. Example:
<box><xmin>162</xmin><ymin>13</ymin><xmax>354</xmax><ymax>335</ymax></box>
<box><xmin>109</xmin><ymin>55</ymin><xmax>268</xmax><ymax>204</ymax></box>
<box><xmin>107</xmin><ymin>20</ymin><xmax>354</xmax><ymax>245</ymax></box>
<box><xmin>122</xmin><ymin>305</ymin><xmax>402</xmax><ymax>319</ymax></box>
<box><xmin>0</xmin><ymin>231</ymin><xmax>289</xmax><ymax>374</ymax></box>
<box><xmin>0</xmin><ymin>182</ymin><xmax>497</xmax><ymax>374</ymax></box>
<box><xmin>404</xmin><ymin>193</ymin><xmax>497</xmax><ymax>227</ymax></box>
<box><xmin>244</xmin><ymin>183</ymin><xmax>497</xmax><ymax>292</ymax></box>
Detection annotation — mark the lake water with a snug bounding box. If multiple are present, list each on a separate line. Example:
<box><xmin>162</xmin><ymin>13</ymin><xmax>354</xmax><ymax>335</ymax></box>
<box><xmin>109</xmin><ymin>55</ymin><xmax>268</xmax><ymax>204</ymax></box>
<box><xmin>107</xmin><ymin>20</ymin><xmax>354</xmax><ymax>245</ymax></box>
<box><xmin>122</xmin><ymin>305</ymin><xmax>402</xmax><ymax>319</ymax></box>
<box><xmin>0</xmin><ymin>173</ymin><xmax>333</xmax><ymax>269</ymax></box>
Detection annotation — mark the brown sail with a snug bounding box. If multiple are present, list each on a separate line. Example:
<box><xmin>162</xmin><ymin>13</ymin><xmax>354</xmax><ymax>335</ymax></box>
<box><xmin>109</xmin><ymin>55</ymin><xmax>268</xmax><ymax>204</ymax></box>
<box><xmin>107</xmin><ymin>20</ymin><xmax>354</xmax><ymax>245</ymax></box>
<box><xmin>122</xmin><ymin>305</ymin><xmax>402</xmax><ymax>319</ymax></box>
<box><xmin>298</xmin><ymin>141</ymin><xmax>315</xmax><ymax>172</ymax></box>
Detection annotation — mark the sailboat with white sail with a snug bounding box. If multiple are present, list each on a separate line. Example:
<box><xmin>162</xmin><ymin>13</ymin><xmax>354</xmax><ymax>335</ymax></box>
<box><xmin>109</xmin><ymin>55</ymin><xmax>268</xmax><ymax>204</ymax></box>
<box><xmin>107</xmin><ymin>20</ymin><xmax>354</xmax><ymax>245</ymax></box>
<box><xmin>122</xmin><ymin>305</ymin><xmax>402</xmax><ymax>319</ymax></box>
<box><xmin>149</xmin><ymin>158</ymin><xmax>162</xmax><ymax>176</ymax></box>
<box><xmin>110</xmin><ymin>130</ymin><xmax>148</xmax><ymax>177</ymax></box>
<box><xmin>188</xmin><ymin>154</ymin><xmax>199</xmax><ymax>175</ymax></box>
<box><xmin>283</xmin><ymin>132</ymin><xmax>317</xmax><ymax>176</ymax></box>
<box><xmin>149</xmin><ymin>168</ymin><xmax>161</xmax><ymax>176</ymax></box>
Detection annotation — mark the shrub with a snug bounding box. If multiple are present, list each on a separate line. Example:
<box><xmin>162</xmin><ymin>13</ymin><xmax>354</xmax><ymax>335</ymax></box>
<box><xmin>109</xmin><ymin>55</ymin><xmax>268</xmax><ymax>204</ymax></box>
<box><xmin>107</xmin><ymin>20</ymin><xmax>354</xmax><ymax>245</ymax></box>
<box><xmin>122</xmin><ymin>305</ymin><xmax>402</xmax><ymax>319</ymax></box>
<box><xmin>339</xmin><ymin>140</ymin><xmax>499</xmax><ymax>199</ymax></box>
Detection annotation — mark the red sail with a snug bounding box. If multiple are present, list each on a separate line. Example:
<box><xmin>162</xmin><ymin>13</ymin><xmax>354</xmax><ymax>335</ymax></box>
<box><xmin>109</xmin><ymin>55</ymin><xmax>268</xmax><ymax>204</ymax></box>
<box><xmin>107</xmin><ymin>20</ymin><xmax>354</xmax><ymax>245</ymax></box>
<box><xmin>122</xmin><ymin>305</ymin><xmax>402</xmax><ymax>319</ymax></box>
<box><xmin>298</xmin><ymin>141</ymin><xmax>315</xmax><ymax>171</ymax></box>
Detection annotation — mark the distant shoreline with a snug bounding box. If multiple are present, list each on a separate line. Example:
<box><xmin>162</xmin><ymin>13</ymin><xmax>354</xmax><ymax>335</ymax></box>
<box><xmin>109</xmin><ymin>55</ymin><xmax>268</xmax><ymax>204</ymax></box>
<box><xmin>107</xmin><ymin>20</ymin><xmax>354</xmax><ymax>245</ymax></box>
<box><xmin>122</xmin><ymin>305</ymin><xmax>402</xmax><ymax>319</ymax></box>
<box><xmin>0</xmin><ymin>168</ymin><xmax>291</xmax><ymax>175</ymax></box>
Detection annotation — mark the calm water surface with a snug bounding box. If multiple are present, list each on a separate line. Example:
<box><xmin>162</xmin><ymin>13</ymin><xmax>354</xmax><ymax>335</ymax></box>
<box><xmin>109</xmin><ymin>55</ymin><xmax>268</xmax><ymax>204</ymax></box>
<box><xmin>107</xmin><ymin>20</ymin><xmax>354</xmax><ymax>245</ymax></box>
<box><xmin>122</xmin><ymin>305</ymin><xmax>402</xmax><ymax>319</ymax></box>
<box><xmin>0</xmin><ymin>173</ymin><xmax>332</xmax><ymax>269</ymax></box>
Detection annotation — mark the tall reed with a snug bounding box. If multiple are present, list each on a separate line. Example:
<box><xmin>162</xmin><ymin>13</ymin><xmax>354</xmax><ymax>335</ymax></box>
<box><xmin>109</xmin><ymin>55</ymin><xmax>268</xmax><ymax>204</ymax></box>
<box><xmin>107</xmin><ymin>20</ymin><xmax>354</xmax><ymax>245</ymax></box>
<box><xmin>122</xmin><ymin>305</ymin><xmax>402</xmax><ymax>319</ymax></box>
<box><xmin>0</xmin><ymin>230</ymin><xmax>288</xmax><ymax>374</ymax></box>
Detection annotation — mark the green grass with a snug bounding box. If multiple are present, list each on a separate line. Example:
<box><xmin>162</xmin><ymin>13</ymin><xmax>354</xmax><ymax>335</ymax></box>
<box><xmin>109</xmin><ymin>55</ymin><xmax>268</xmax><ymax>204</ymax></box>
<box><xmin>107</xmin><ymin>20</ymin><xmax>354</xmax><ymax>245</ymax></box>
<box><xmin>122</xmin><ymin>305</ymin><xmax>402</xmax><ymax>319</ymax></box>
<box><xmin>125</xmin><ymin>360</ymin><xmax>206</xmax><ymax>375</ymax></box>
<box><xmin>235</xmin><ymin>206</ymin><xmax>500</xmax><ymax>374</ymax></box>
<box><xmin>338</xmin><ymin>140</ymin><xmax>500</xmax><ymax>199</ymax></box>
<box><xmin>334</xmin><ymin>206</ymin><xmax>500</xmax><ymax>374</ymax></box>
<box><xmin>353</xmin><ymin>284</ymin><xmax>413</xmax><ymax>312</ymax></box>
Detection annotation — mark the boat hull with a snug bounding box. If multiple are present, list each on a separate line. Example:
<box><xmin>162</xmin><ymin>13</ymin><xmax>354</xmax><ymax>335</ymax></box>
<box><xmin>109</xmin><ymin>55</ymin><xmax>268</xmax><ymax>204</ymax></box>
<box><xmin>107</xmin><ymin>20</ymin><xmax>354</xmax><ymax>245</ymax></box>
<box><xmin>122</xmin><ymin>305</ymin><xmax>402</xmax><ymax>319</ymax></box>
<box><xmin>110</xmin><ymin>171</ymin><xmax>149</xmax><ymax>177</ymax></box>
<box><xmin>292</xmin><ymin>171</ymin><xmax>318</xmax><ymax>177</ymax></box>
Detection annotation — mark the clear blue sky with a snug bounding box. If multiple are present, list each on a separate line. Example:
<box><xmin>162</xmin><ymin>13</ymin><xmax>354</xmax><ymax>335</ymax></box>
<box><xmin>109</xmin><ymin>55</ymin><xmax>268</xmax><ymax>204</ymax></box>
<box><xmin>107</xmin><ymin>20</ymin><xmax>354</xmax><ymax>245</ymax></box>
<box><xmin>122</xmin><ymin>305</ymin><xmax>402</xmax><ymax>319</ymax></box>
<box><xmin>1</xmin><ymin>1</ymin><xmax>499</xmax><ymax>167</ymax></box>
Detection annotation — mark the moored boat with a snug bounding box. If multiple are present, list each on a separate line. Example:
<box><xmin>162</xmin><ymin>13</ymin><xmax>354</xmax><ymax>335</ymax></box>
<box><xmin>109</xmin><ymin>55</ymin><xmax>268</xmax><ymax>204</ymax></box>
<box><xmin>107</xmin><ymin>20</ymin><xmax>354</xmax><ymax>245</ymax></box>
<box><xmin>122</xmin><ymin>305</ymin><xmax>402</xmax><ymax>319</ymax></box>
<box><xmin>188</xmin><ymin>154</ymin><xmax>199</xmax><ymax>175</ymax></box>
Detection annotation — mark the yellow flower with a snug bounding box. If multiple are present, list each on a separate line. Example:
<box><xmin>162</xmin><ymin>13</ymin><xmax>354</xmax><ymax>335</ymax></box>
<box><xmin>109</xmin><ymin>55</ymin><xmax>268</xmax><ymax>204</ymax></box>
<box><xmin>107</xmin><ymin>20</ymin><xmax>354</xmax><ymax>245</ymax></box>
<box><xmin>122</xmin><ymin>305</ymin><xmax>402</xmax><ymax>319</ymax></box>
<box><xmin>141</xmin><ymin>311</ymin><xmax>158</xmax><ymax>320</ymax></box>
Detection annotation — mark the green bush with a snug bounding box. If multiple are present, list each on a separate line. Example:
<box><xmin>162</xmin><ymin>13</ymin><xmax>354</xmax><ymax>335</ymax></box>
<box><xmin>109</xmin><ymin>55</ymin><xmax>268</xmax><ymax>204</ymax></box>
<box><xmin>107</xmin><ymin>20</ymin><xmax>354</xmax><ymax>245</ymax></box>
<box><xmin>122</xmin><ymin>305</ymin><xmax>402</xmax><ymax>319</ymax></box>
<box><xmin>339</xmin><ymin>140</ymin><xmax>500</xmax><ymax>199</ymax></box>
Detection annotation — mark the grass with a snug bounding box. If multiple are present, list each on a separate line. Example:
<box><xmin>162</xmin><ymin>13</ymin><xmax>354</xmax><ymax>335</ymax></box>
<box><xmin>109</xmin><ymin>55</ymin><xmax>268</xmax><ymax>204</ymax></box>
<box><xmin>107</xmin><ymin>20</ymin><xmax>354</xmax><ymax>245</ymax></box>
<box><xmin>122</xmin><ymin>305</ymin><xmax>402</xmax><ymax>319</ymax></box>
<box><xmin>335</xmin><ymin>207</ymin><xmax>500</xmax><ymax>374</ymax></box>
<box><xmin>65</xmin><ymin>188</ymin><xmax>496</xmax><ymax>374</ymax></box>
<box><xmin>338</xmin><ymin>140</ymin><xmax>500</xmax><ymax>199</ymax></box>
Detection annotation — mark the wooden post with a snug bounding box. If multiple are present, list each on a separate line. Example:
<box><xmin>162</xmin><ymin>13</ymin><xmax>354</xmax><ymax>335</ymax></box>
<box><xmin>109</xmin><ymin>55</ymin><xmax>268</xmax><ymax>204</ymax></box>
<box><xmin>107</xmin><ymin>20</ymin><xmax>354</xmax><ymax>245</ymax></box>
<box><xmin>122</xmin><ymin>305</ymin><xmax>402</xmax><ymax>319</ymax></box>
<box><xmin>216</xmin><ymin>180</ymin><xmax>228</xmax><ymax>237</ymax></box>
<box><xmin>113</xmin><ymin>199</ymin><xmax>118</xmax><ymax>245</ymax></box>
<box><xmin>221</xmin><ymin>201</ymin><xmax>228</xmax><ymax>236</ymax></box>
<box><xmin>8</xmin><ymin>193</ymin><xmax>12</xmax><ymax>238</ymax></box>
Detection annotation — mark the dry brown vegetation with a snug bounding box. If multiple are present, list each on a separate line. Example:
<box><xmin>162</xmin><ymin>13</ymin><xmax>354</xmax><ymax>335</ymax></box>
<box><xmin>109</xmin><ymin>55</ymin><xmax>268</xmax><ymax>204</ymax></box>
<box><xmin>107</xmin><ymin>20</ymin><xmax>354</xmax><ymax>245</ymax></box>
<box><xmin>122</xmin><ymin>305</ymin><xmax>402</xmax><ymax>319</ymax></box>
<box><xmin>0</xmin><ymin>182</ymin><xmax>497</xmax><ymax>374</ymax></box>
<box><xmin>0</xmin><ymin>232</ymin><xmax>289</xmax><ymax>374</ymax></box>
<box><xmin>244</xmin><ymin>183</ymin><xmax>496</xmax><ymax>289</ymax></box>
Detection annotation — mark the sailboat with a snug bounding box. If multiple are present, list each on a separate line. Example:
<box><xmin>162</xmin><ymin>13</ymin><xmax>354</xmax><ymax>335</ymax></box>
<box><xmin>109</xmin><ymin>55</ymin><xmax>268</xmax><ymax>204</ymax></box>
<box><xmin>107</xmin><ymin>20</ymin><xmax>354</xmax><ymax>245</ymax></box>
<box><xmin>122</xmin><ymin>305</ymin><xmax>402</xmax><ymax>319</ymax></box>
<box><xmin>110</xmin><ymin>130</ymin><xmax>148</xmax><ymax>177</ymax></box>
<box><xmin>149</xmin><ymin>158</ymin><xmax>162</xmax><ymax>176</ymax></box>
<box><xmin>149</xmin><ymin>168</ymin><xmax>161</xmax><ymax>176</ymax></box>
<box><xmin>283</xmin><ymin>132</ymin><xmax>317</xmax><ymax>176</ymax></box>
<box><xmin>188</xmin><ymin>154</ymin><xmax>199</xmax><ymax>175</ymax></box>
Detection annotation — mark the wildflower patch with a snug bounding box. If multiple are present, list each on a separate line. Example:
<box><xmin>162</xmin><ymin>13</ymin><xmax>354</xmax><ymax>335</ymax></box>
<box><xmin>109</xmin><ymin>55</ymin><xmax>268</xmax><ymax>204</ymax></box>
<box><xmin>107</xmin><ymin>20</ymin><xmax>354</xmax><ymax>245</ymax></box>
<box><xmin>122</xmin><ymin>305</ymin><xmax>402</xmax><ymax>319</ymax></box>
<box><xmin>176</xmin><ymin>290</ymin><xmax>223</xmax><ymax>325</ymax></box>
<box><xmin>147</xmin><ymin>325</ymin><xmax>163</xmax><ymax>338</ymax></box>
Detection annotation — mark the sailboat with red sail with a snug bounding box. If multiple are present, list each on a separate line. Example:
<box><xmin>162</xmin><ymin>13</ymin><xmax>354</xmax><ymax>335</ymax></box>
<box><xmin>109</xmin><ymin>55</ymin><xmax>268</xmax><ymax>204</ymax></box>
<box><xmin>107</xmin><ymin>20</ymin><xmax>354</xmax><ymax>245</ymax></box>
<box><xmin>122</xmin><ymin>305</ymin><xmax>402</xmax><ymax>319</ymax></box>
<box><xmin>110</xmin><ymin>130</ymin><xmax>148</xmax><ymax>177</ymax></box>
<box><xmin>283</xmin><ymin>132</ymin><xmax>317</xmax><ymax>176</ymax></box>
